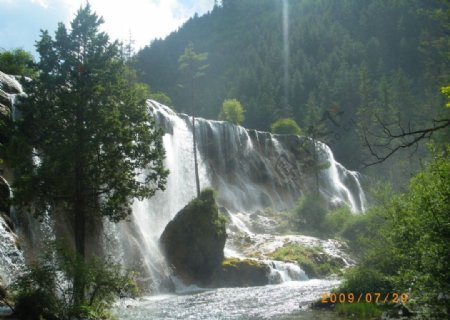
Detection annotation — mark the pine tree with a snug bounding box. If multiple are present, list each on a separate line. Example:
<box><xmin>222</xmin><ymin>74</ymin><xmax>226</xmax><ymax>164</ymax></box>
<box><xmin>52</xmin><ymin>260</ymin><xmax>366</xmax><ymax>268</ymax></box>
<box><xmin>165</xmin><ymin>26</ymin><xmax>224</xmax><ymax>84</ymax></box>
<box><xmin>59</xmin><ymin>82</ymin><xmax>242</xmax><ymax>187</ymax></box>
<box><xmin>178</xmin><ymin>42</ymin><xmax>209</xmax><ymax>197</ymax></box>
<box><xmin>11</xmin><ymin>4</ymin><xmax>168</xmax><ymax>306</ymax></box>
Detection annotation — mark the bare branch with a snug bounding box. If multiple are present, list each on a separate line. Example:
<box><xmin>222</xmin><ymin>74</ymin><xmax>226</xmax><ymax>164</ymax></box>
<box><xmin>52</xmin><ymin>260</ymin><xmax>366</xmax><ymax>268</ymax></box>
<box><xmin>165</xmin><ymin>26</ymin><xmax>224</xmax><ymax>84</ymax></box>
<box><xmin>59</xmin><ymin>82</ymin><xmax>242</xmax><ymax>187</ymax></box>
<box><xmin>363</xmin><ymin>117</ymin><xmax>450</xmax><ymax>167</ymax></box>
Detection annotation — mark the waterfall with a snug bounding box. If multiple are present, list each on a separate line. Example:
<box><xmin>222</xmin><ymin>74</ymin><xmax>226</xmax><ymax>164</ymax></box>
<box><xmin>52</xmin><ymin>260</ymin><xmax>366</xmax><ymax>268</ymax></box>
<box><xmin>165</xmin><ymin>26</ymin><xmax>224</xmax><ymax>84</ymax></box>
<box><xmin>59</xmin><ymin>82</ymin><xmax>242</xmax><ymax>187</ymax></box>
<box><xmin>318</xmin><ymin>142</ymin><xmax>366</xmax><ymax>213</ymax></box>
<box><xmin>269</xmin><ymin>260</ymin><xmax>308</xmax><ymax>284</ymax></box>
<box><xmin>0</xmin><ymin>178</ymin><xmax>25</xmax><ymax>286</ymax></box>
<box><xmin>110</xmin><ymin>100</ymin><xmax>366</xmax><ymax>290</ymax></box>
<box><xmin>0</xmin><ymin>88</ymin><xmax>366</xmax><ymax>289</ymax></box>
<box><xmin>0</xmin><ymin>72</ymin><xmax>25</xmax><ymax>121</ymax></box>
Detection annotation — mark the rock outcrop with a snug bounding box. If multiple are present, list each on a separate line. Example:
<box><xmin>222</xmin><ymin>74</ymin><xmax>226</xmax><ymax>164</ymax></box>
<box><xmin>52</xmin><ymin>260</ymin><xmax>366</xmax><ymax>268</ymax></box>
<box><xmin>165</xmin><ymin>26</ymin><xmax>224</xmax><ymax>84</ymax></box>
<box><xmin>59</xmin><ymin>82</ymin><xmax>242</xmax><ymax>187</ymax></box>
<box><xmin>0</xmin><ymin>177</ymin><xmax>10</xmax><ymax>215</ymax></box>
<box><xmin>160</xmin><ymin>189</ymin><xmax>227</xmax><ymax>285</ymax></box>
<box><xmin>0</xmin><ymin>71</ymin><xmax>23</xmax><ymax>120</ymax></box>
<box><xmin>212</xmin><ymin>258</ymin><xmax>270</xmax><ymax>287</ymax></box>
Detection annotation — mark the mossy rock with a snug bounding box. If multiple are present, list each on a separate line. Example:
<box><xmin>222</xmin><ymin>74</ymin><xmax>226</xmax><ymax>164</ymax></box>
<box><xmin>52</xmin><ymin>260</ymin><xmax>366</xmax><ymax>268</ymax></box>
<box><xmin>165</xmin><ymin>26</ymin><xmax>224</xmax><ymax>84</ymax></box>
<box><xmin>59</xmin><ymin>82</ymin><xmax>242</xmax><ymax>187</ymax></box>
<box><xmin>268</xmin><ymin>243</ymin><xmax>345</xmax><ymax>278</ymax></box>
<box><xmin>160</xmin><ymin>189</ymin><xmax>227</xmax><ymax>285</ymax></box>
<box><xmin>212</xmin><ymin>258</ymin><xmax>270</xmax><ymax>287</ymax></box>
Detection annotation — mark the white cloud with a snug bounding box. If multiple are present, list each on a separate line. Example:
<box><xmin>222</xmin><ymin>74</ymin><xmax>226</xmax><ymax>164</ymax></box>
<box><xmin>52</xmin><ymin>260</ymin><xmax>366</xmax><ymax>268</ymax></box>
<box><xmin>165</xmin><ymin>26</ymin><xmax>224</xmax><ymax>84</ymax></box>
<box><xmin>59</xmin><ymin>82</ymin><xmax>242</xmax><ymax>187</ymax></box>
<box><xmin>0</xmin><ymin>0</ymin><xmax>214</xmax><ymax>53</ymax></box>
<box><xmin>58</xmin><ymin>0</ymin><xmax>214</xmax><ymax>50</ymax></box>
<box><xmin>30</xmin><ymin>0</ymin><xmax>49</xmax><ymax>8</ymax></box>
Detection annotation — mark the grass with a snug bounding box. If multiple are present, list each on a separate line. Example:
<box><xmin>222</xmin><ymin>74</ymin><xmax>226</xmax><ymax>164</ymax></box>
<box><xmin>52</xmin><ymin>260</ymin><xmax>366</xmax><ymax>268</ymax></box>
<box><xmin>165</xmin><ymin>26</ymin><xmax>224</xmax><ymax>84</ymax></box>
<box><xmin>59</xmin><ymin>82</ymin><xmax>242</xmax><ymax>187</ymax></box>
<box><xmin>335</xmin><ymin>302</ymin><xmax>382</xmax><ymax>319</ymax></box>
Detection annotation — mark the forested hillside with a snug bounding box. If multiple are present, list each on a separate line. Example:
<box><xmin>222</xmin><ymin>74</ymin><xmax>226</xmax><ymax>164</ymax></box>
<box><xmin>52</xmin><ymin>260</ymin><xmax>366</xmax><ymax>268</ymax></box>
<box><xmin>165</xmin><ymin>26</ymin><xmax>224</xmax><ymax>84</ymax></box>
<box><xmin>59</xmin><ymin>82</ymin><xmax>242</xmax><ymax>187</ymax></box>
<box><xmin>134</xmin><ymin>0</ymin><xmax>449</xmax><ymax>172</ymax></box>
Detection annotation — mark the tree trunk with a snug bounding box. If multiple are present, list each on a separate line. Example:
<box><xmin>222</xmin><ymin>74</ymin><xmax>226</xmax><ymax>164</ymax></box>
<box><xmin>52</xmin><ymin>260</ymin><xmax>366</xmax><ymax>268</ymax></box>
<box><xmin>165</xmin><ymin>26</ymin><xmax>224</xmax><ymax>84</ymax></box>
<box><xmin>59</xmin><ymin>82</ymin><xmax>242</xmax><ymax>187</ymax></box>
<box><xmin>73</xmin><ymin>103</ymin><xmax>86</xmax><ymax>308</ymax></box>
<box><xmin>192</xmin><ymin>115</ymin><xmax>200</xmax><ymax>197</ymax></box>
<box><xmin>312</xmin><ymin>137</ymin><xmax>320</xmax><ymax>195</ymax></box>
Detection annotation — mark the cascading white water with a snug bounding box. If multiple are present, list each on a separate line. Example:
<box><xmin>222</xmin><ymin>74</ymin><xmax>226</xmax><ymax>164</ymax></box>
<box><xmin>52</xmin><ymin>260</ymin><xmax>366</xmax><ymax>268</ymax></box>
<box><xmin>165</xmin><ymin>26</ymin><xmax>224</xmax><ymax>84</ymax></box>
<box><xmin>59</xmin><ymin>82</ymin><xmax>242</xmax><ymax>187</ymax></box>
<box><xmin>0</xmin><ymin>85</ymin><xmax>366</xmax><ymax>290</ymax></box>
<box><xmin>111</xmin><ymin>101</ymin><xmax>212</xmax><ymax>291</ymax></box>
<box><xmin>0</xmin><ymin>72</ymin><xmax>25</xmax><ymax>121</ymax></box>
<box><xmin>318</xmin><ymin>142</ymin><xmax>366</xmax><ymax>212</ymax></box>
<box><xmin>0</xmin><ymin>178</ymin><xmax>25</xmax><ymax>285</ymax></box>
<box><xmin>110</xmin><ymin>100</ymin><xmax>366</xmax><ymax>290</ymax></box>
<box><xmin>268</xmin><ymin>260</ymin><xmax>308</xmax><ymax>284</ymax></box>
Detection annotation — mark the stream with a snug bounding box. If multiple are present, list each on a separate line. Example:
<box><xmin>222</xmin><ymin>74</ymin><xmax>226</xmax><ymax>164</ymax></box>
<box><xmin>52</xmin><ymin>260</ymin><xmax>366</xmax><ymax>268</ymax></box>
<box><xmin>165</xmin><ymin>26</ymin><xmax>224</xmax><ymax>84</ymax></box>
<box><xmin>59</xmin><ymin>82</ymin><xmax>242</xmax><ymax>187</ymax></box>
<box><xmin>114</xmin><ymin>279</ymin><xmax>346</xmax><ymax>320</ymax></box>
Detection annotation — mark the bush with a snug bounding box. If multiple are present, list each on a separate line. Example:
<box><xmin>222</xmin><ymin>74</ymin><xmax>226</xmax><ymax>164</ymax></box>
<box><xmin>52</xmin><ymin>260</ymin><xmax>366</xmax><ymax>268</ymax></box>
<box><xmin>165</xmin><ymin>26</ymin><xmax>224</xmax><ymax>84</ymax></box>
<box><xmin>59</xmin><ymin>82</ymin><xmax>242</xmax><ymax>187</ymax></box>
<box><xmin>218</xmin><ymin>99</ymin><xmax>245</xmax><ymax>125</ymax></box>
<box><xmin>11</xmin><ymin>242</ymin><xmax>138</xmax><ymax>320</ymax></box>
<box><xmin>338</xmin><ymin>267</ymin><xmax>393</xmax><ymax>295</ymax></box>
<box><xmin>0</xmin><ymin>48</ymin><xmax>36</xmax><ymax>77</ymax></box>
<box><xmin>341</xmin><ymin>215</ymin><xmax>371</xmax><ymax>245</ymax></box>
<box><xmin>149</xmin><ymin>91</ymin><xmax>173</xmax><ymax>107</ymax></box>
<box><xmin>294</xmin><ymin>193</ymin><xmax>327</xmax><ymax>230</ymax></box>
<box><xmin>321</xmin><ymin>206</ymin><xmax>353</xmax><ymax>235</ymax></box>
<box><xmin>270</xmin><ymin>118</ymin><xmax>302</xmax><ymax>135</ymax></box>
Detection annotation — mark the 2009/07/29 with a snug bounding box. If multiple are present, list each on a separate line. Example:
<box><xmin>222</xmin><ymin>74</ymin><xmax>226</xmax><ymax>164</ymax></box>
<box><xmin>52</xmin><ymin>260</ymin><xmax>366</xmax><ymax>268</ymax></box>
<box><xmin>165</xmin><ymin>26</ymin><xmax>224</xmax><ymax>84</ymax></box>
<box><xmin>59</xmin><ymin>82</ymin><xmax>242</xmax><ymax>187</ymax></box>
<box><xmin>321</xmin><ymin>292</ymin><xmax>409</xmax><ymax>304</ymax></box>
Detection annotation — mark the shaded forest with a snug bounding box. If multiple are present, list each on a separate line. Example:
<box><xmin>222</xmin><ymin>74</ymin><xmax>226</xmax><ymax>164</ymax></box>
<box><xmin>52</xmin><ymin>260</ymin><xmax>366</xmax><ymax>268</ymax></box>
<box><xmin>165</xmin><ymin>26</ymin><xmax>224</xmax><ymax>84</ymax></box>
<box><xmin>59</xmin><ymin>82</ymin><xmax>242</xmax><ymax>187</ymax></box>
<box><xmin>134</xmin><ymin>0</ymin><xmax>449</xmax><ymax>173</ymax></box>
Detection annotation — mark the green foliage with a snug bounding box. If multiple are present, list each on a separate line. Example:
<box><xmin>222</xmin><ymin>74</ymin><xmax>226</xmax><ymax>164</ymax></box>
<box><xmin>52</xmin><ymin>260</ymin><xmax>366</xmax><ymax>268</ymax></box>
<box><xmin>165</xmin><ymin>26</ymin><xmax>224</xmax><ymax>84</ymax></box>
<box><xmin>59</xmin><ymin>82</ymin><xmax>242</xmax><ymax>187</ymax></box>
<box><xmin>11</xmin><ymin>4</ymin><xmax>168</xmax><ymax>222</ymax></box>
<box><xmin>441</xmin><ymin>84</ymin><xmax>450</xmax><ymax>108</ymax></box>
<box><xmin>9</xmin><ymin>3</ymin><xmax>168</xmax><ymax>310</ymax></box>
<box><xmin>270</xmin><ymin>118</ymin><xmax>302</xmax><ymax>135</ymax></box>
<box><xmin>219</xmin><ymin>98</ymin><xmax>245</xmax><ymax>125</ymax></box>
<box><xmin>160</xmin><ymin>188</ymin><xmax>226</xmax><ymax>285</ymax></box>
<box><xmin>11</xmin><ymin>242</ymin><xmax>138</xmax><ymax>320</ymax></box>
<box><xmin>149</xmin><ymin>91</ymin><xmax>173</xmax><ymax>107</ymax></box>
<box><xmin>335</xmin><ymin>302</ymin><xmax>382</xmax><ymax>319</ymax></box>
<box><xmin>177</xmin><ymin>42</ymin><xmax>208</xmax><ymax>196</ymax></box>
<box><xmin>321</xmin><ymin>206</ymin><xmax>353</xmax><ymax>235</ymax></box>
<box><xmin>338</xmin><ymin>267</ymin><xmax>393</xmax><ymax>295</ymax></box>
<box><xmin>135</xmin><ymin>0</ymin><xmax>448</xmax><ymax>158</ymax></box>
<box><xmin>177</xmin><ymin>42</ymin><xmax>209</xmax><ymax>109</ymax></box>
<box><xmin>196</xmin><ymin>188</ymin><xmax>227</xmax><ymax>237</ymax></box>
<box><xmin>0</xmin><ymin>48</ymin><xmax>36</xmax><ymax>77</ymax></box>
<box><xmin>339</xmin><ymin>214</ymin><xmax>372</xmax><ymax>251</ymax></box>
<box><xmin>336</xmin><ymin>147</ymin><xmax>450</xmax><ymax>317</ymax></box>
<box><xmin>294</xmin><ymin>193</ymin><xmax>327</xmax><ymax>230</ymax></box>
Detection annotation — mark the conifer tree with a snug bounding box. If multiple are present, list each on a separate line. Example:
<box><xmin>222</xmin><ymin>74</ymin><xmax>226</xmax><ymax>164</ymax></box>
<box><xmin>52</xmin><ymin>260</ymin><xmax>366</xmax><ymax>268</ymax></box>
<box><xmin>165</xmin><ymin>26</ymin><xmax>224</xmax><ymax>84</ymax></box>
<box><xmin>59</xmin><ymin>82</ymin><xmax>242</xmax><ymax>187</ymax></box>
<box><xmin>178</xmin><ymin>42</ymin><xmax>209</xmax><ymax>197</ymax></box>
<box><xmin>11</xmin><ymin>4</ymin><xmax>168</xmax><ymax>306</ymax></box>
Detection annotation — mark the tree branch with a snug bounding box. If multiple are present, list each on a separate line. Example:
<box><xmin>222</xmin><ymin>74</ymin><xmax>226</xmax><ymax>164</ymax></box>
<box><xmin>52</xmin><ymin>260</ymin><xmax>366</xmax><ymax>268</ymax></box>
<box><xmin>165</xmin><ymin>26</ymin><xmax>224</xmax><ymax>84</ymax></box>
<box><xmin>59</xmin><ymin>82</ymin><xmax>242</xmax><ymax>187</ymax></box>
<box><xmin>363</xmin><ymin>117</ymin><xmax>450</xmax><ymax>167</ymax></box>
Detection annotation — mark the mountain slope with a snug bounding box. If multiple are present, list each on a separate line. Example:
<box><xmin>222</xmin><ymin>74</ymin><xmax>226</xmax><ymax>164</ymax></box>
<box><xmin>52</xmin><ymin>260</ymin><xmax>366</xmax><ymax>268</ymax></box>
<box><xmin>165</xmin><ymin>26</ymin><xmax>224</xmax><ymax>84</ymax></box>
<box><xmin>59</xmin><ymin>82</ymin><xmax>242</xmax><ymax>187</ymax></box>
<box><xmin>135</xmin><ymin>0</ymin><xmax>449</xmax><ymax>169</ymax></box>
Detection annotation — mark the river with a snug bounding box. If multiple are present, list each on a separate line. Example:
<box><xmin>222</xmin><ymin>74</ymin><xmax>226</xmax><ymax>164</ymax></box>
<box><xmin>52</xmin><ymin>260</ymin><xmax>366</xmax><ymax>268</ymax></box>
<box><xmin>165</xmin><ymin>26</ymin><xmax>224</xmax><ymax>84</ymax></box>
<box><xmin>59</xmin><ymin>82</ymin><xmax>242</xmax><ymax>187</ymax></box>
<box><xmin>114</xmin><ymin>279</ymin><xmax>348</xmax><ymax>320</ymax></box>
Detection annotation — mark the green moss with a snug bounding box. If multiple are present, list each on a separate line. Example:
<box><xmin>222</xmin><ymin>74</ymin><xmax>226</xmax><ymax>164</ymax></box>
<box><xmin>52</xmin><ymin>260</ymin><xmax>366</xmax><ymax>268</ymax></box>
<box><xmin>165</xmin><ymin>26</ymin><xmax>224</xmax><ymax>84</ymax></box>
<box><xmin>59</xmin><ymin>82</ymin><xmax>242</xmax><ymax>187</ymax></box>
<box><xmin>268</xmin><ymin>243</ymin><xmax>344</xmax><ymax>278</ymax></box>
<box><xmin>222</xmin><ymin>257</ymin><xmax>262</xmax><ymax>268</ymax></box>
<box><xmin>213</xmin><ymin>258</ymin><xmax>269</xmax><ymax>287</ymax></box>
<box><xmin>160</xmin><ymin>188</ymin><xmax>227</xmax><ymax>285</ymax></box>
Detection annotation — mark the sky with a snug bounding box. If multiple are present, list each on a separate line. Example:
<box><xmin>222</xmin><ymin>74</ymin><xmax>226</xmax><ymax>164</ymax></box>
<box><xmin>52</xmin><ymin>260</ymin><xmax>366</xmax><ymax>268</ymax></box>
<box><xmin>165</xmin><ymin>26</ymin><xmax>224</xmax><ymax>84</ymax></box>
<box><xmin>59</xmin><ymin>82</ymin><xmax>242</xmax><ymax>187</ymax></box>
<box><xmin>0</xmin><ymin>0</ymin><xmax>215</xmax><ymax>55</ymax></box>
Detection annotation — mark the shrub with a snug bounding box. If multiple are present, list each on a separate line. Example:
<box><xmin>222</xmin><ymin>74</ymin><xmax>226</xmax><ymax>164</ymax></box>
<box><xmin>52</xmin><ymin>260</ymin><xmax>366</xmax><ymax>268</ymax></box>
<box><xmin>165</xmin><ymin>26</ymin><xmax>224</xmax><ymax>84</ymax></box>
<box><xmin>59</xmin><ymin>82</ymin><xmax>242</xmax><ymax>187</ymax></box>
<box><xmin>11</xmin><ymin>242</ymin><xmax>138</xmax><ymax>320</ymax></box>
<box><xmin>321</xmin><ymin>206</ymin><xmax>353</xmax><ymax>235</ymax></box>
<box><xmin>218</xmin><ymin>99</ymin><xmax>245</xmax><ymax>125</ymax></box>
<box><xmin>270</xmin><ymin>118</ymin><xmax>302</xmax><ymax>135</ymax></box>
<box><xmin>294</xmin><ymin>193</ymin><xmax>327</xmax><ymax>230</ymax></box>
<box><xmin>338</xmin><ymin>267</ymin><xmax>393</xmax><ymax>295</ymax></box>
<box><xmin>149</xmin><ymin>91</ymin><xmax>173</xmax><ymax>107</ymax></box>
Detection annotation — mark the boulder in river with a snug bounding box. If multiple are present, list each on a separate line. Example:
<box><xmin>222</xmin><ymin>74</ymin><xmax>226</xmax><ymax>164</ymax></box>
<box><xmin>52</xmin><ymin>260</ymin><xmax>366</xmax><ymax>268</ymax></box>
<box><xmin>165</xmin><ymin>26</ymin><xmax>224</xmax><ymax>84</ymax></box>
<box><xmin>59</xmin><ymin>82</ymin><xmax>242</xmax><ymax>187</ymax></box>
<box><xmin>212</xmin><ymin>257</ymin><xmax>270</xmax><ymax>287</ymax></box>
<box><xmin>160</xmin><ymin>188</ymin><xmax>227</xmax><ymax>285</ymax></box>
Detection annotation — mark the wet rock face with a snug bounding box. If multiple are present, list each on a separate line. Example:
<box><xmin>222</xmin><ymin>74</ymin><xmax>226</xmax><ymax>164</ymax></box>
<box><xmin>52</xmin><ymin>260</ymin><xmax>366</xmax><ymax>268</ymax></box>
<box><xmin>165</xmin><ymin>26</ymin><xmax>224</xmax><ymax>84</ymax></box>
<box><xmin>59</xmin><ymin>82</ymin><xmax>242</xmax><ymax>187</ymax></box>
<box><xmin>0</xmin><ymin>71</ymin><xmax>23</xmax><ymax>150</ymax></box>
<box><xmin>0</xmin><ymin>177</ymin><xmax>10</xmax><ymax>214</ymax></box>
<box><xmin>0</xmin><ymin>72</ymin><xmax>23</xmax><ymax>95</ymax></box>
<box><xmin>0</xmin><ymin>71</ymin><xmax>23</xmax><ymax>113</ymax></box>
<box><xmin>160</xmin><ymin>189</ymin><xmax>227</xmax><ymax>286</ymax></box>
<box><xmin>148</xmin><ymin>101</ymin><xmax>366</xmax><ymax>214</ymax></box>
